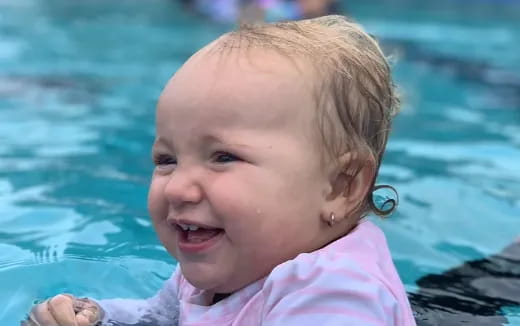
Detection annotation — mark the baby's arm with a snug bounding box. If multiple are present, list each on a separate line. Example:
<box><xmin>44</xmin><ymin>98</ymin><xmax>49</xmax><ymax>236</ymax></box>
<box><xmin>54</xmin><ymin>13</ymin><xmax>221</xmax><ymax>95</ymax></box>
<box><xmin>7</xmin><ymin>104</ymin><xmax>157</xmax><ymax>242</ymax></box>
<box><xmin>25</xmin><ymin>268</ymin><xmax>180</xmax><ymax>326</ymax></box>
<box><xmin>97</xmin><ymin>269</ymin><xmax>180</xmax><ymax>326</ymax></box>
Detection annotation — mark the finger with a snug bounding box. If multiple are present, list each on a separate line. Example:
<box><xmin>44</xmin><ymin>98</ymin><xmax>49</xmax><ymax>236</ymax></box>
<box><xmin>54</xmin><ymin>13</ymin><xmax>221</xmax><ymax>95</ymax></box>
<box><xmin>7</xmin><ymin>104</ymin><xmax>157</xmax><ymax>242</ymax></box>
<box><xmin>48</xmin><ymin>295</ymin><xmax>78</xmax><ymax>326</ymax></box>
<box><xmin>71</xmin><ymin>299</ymin><xmax>88</xmax><ymax>314</ymax></box>
<box><xmin>75</xmin><ymin>309</ymin><xmax>98</xmax><ymax>326</ymax></box>
<box><xmin>29</xmin><ymin>301</ymin><xmax>59</xmax><ymax>326</ymax></box>
<box><xmin>75</xmin><ymin>315</ymin><xmax>91</xmax><ymax>326</ymax></box>
<box><xmin>75</xmin><ymin>299</ymin><xmax>103</xmax><ymax>321</ymax></box>
<box><xmin>56</xmin><ymin>294</ymin><xmax>84</xmax><ymax>314</ymax></box>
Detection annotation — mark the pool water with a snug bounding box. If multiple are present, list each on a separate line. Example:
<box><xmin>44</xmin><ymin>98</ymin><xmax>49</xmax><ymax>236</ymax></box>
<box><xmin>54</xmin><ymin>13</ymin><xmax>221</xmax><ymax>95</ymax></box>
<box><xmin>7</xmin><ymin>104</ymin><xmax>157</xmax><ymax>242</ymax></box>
<box><xmin>1</xmin><ymin>0</ymin><xmax>519</xmax><ymax>324</ymax></box>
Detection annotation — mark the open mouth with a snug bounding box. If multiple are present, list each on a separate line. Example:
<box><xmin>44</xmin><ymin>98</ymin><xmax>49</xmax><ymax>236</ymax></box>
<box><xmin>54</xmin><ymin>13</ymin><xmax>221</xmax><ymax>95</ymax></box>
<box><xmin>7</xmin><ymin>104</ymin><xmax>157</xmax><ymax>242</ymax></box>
<box><xmin>176</xmin><ymin>223</ymin><xmax>224</xmax><ymax>253</ymax></box>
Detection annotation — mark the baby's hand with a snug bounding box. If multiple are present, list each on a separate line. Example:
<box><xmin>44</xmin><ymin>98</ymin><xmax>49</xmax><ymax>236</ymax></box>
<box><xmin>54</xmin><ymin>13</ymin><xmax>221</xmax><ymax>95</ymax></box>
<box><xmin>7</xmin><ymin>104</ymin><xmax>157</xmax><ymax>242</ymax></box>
<box><xmin>23</xmin><ymin>294</ymin><xmax>103</xmax><ymax>326</ymax></box>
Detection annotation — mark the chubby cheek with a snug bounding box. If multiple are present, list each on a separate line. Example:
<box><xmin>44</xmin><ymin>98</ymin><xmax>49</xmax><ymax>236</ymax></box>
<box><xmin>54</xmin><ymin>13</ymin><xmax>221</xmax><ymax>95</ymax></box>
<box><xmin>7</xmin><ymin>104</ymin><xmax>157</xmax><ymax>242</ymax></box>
<box><xmin>209</xmin><ymin>172</ymin><xmax>284</xmax><ymax>246</ymax></box>
<box><xmin>148</xmin><ymin>176</ymin><xmax>178</xmax><ymax>256</ymax></box>
<box><xmin>213</xmin><ymin>167</ymin><xmax>322</xmax><ymax>251</ymax></box>
<box><xmin>147</xmin><ymin>176</ymin><xmax>168</xmax><ymax>223</ymax></box>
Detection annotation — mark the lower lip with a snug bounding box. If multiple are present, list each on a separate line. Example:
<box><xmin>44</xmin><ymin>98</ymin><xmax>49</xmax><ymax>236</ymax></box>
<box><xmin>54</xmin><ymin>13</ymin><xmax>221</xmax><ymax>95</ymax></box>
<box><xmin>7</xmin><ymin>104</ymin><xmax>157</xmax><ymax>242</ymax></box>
<box><xmin>177</xmin><ymin>229</ymin><xmax>224</xmax><ymax>254</ymax></box>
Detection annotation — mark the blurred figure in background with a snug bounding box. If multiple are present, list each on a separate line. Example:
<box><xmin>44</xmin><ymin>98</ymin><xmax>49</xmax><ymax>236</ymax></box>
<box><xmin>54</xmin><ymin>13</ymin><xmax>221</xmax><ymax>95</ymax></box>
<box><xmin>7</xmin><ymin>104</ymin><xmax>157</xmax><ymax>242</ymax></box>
<box><xmin>298</xmin><ymin>0</ymin><xmax>339</xmax><ymax>19</ymax></box>
<box><xmin>179</xmin><ymin>0</ymin><xmax>341</xmax><ymax>24</ymax></box>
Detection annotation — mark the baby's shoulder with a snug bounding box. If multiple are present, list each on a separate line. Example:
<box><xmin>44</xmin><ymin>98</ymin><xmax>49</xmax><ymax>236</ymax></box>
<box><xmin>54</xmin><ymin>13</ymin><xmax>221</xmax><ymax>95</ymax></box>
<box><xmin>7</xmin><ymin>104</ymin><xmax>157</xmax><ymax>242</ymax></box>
<box><xmin>257</xmin><ymin>226</ymin><xmax>411</xmax><ymax>324</ymax></box>
<box><xmin>262</xmin><ymin>221</ymin><xmax>402</xmax><ymax>301</ymax></box>
<box><xmin>257</xmin><ymin>222</ymin><xmax>414</xmax><ymax>324</ymax></box>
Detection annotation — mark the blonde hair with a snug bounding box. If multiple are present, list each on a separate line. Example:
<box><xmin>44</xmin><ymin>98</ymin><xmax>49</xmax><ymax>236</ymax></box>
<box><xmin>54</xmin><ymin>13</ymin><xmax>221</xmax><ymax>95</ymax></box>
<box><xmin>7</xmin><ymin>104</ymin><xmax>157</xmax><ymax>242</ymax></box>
<box><xmin>220</xmin><ymin>15</ymin><xmax>400</xmax><ymax>216</ymax></box>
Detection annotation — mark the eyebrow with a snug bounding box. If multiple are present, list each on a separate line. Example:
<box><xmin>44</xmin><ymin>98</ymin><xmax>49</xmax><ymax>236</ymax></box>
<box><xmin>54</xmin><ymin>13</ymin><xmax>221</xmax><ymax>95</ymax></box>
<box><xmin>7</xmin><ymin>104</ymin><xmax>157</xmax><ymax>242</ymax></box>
<box><xmin>152</xmin><ymin>133</ymin><xmax>254</xmax><ymax>154</ymax></box>
<box><xmin>201</xmin><ymin>134</ymin><xmax>253</xmax><ymax>150</ymax></box>
<box><xmin>152</xmin><ymin>136</ymin><xmax>173</xmax><ymax>151</ymax></box>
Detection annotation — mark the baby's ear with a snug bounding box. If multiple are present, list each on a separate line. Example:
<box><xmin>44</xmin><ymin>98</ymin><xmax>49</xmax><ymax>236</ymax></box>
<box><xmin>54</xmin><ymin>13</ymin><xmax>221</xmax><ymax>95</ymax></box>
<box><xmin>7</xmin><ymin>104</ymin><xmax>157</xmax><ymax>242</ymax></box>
<box><xmin>323</xmin><ymin>152</ymin><xmax>375</xmax><ymax>223</ymax></box>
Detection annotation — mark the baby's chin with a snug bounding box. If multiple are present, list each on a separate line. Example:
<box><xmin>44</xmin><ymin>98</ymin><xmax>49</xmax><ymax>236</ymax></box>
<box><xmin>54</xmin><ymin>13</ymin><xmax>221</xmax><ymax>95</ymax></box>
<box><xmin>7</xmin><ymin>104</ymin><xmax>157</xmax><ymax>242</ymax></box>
<box><xmin>183</xmin><ymin>269</ymin><xmax>243</xmax><ymax>294</ymax></box>
<box><xmin>190</xmin><ymin>281</ymin><xmax>232</xmax><ymax>295</ymax></box>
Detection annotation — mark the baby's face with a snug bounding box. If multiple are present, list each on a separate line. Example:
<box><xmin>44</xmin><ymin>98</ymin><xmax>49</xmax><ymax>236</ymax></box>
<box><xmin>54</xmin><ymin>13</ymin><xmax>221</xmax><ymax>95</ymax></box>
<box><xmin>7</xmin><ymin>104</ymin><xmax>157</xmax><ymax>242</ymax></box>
<box><xmin>149</xmin><ymin>45</ymin><xmax>332</xmax><ymax>293</ymax></box>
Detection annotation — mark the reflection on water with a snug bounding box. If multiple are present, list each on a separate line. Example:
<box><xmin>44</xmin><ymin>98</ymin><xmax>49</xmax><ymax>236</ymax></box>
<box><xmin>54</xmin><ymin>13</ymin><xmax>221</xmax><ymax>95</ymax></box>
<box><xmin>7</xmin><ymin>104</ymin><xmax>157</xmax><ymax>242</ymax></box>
<box><xmin>411</xmin><ymin>240</ymin><xmax>520</xmax><ymax>325</ymax></box>
<box><xmin>0</xmin><ymin>0</ymin><xmax>519</xmax><ymax>325</ymax></box>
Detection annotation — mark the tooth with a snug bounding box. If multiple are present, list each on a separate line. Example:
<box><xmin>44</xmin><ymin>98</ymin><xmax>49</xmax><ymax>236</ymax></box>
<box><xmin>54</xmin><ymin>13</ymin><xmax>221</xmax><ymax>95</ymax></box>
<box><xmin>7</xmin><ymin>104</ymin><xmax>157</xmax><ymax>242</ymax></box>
<box><xmin>188</xmin><ymin>225</ymin><xmax>199</xmax><ymax>231</ymax></box>
<box><xmin>179</xmin><ymin>223</ymin><xmax>189</xmax><ymax>231</ymax></box>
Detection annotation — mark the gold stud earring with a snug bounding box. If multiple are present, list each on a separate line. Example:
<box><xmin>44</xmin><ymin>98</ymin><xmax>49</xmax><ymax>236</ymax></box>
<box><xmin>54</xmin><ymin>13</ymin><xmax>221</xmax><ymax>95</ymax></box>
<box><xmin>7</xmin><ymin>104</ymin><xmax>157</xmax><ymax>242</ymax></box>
<box><xmin>328</xmin><ymin>212</ymin><xmax>336</xmax><ymax>227</ymax></box>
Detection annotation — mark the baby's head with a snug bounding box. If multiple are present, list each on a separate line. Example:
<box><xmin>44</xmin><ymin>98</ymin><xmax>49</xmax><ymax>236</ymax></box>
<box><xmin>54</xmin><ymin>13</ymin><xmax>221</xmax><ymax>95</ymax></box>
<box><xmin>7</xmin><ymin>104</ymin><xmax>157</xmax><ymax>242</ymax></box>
<box><xmin>149</xmin><ymin>15</ymin><xmax>399</xmax><ymax>295</ymax></box>
<box><xmin>224</xmin><ymin>15</ymin><xmax>399</xmax><ymax>215</ymax></box>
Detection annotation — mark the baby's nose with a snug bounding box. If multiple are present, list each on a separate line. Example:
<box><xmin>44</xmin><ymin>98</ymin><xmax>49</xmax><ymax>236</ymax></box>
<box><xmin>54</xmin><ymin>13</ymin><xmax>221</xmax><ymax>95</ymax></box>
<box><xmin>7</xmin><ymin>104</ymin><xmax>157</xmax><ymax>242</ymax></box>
<box><xmin>164</xmin><ymin>167</ymin><xmax>204</xmax><ymax>207</ymax></box>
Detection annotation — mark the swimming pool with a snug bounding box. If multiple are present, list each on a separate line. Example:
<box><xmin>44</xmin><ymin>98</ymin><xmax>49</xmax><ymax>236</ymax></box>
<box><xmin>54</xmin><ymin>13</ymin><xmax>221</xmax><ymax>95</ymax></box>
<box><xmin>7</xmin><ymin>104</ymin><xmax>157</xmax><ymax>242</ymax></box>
<box><xmin>1</xmin><ymin>0</ymin><xmax>519</xmax><ymax>324</ymax></box>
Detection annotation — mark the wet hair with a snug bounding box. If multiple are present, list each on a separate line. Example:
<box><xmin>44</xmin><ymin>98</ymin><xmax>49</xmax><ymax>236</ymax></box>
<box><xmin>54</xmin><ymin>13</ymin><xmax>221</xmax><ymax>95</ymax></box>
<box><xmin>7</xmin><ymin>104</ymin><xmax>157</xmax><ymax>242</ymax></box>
<box><xmin>219</xmin><ymin>15</ymin><xmax>400</xmax><ymax>217</ymax></box>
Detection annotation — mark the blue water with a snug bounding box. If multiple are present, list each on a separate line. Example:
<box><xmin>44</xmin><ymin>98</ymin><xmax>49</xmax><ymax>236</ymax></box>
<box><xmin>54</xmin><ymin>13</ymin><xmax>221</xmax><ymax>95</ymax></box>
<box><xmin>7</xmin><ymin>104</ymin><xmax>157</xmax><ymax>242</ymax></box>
<box><xmin>1</xmin><ymin>0</ymin><xmax>519</xmax><ymax>324</ymax></box>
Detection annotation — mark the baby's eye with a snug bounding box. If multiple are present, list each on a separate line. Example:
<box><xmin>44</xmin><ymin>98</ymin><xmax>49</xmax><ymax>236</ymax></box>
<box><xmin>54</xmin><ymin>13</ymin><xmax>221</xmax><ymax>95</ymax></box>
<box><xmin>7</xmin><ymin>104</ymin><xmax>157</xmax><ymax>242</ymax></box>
<box><xmin>213</xmin><ymin>152</ymin><xmax>241</xmax><ymax>163</ymax></box>
<box><xmin>153</xmin><ymin>154</ymin><xmax>177</xmax><ymax>166</ymax></box>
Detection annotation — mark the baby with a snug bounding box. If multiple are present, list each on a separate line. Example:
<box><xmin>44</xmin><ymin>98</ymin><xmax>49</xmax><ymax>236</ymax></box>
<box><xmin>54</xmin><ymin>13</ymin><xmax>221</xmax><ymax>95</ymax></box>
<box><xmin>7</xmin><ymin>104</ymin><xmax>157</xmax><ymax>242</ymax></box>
<box><xmin>24</xmin><ymin>15</ymin><xmax>416</xmax><ymax>326</ymax></box>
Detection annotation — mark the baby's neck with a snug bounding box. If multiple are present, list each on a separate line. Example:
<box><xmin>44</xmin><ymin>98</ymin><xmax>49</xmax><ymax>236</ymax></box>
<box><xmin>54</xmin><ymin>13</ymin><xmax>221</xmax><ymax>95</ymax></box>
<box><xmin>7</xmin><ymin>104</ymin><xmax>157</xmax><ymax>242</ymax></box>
<box><xmin>211</xmin><ymin>292</ymin><xmax>232</xmax><ymax>304</ymax></box>
<box><xmin>208</xmin><ymin>222</ymin><xmax>362</xmax><ymax>305</ymax></box>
